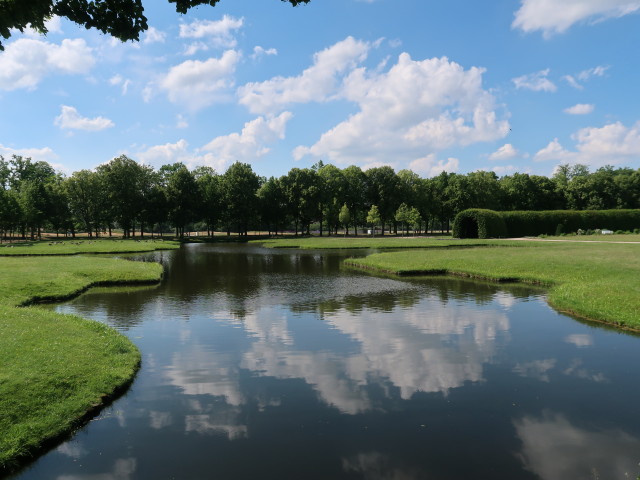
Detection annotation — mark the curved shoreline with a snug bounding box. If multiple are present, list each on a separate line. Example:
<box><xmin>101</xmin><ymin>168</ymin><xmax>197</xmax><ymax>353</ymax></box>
<box><xmin>344</xmin><ymin>243</ymin><xmax>640</xmax><ymax>332</ymax></box>
<box><xmin>0</xmin><ymin>255</ymin><xmax>166</xmax><ymax>475</ymax></box>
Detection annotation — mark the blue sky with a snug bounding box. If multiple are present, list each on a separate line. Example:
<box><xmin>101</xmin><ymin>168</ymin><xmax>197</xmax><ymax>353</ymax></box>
<box><xmin>1</xmin><ymin>0</ymin><xmax>640</xmax><ymax>179</ymax></box>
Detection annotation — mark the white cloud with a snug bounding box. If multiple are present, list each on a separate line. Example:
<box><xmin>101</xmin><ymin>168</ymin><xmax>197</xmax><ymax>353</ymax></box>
<box><xmin>0</xmin><ymin>38</ymin><xmax>94</xmax><ymax>91</ymax></box>
<box><xmin>137</xmin><ymin>139</ymin><xmax>195</xmax><ymax>168</ymax></box>
<box><xmin>160</xmin><ymin>50</ymin><xmax>240</xmax><ymax>110</ymax></box>
<box><xmin>109</xmin><ymin>74</ymin><xmax>131</xmax><ymax>95</ymax></box>
<box><xmin>238</xmin><ymin>36</ymin><xmax>372</xmax><ymax>115</ymax></box>
<box><xmin>513</xmin><ymin>0</ymin><xmax>640</xmax><ymax>37</ymax></box>
<box><xmin>54</xmin><ymin>105</ymin><xmax>114</xmax><ymax>131</ymax></box>
<box><xmin>563</xmin><ymin>65</ymin><xmax>609</xmax><ymax>90</ymax></box>
<box><xmin>534</xmin><ymin>138</ymin><xmax>574</xmax><ymax>163</ymax></box>
<box><xmin>143</xmin><ymin>27</ymin><xmax>166</xmax><ymax>44</ymax></box>
<box><xmin>535</xmin><ymin>121</ymin><xmax>640</xmax><ymax>167</ymax></box>
<box><xmin>199</xmin><ymin>112</ymin><xmax>293</xmax><ymax>171</ymax></box>
<box><xmin>0</xmin><ymin>144</ymin><xmax>58</xmax><ymax>162</ymax></box>
<box><xmin>294</xmin><ymin>52</ymin><xmax>509</xmax><ymax>167</ymax></box>
<box><xmin>491</xmin><ymin>165</ymin><xmax>520</xmax><ymax>176</ymax></box>
<box><xmin>251</xmin><ymin>46</ymin><xmax>278</xmax><ymax>59</ymax></box>
<box><xmin>564</xmin><ymin>103</ymin><xmax>594</xmax><ymax>115</ymax></box>
<box><xmin>409</xmin><ymin>154</ymin><xmax>459</xmax><ymax>177</ymax></box>
<box><xmin>489</xmin><ymin>143</ymin><xmax>520</xmax><ymax>161</ymax></box>
<box><xmin>512</xmin><ymin>69</ymin><xmax>556</xmax><ymax>92</ymax></box>
<box><xmin>179</xmin><ymin>15</ymin><xmax>243</xmax><ymax>49</ymax></box>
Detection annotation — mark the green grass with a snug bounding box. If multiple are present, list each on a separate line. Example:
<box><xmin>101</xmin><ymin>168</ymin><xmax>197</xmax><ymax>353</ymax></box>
<box><xmin>254</xmin><ymin>235</ymin><xmax>487</xmax><ymax>249</ymax></box>
<box><xmin>0</xmin><ymin>250</ymin><xmax>165</xmax><ymax>473</ymax></box>
<box><xmin>347</xmin><ymin>242</ymin><xmax>640</xmax><ymax>329</ymax></box>
<box><xmin>0</xmin><ymin>238</ymin><xmax>180</xmax><ymax>256</ymax></box>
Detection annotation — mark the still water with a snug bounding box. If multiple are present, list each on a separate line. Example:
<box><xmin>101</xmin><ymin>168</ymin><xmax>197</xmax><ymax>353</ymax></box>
<box><xmin>11</xmin><ymin>243</ymin><xmax>640</xmax><ymax>479</ymax></box>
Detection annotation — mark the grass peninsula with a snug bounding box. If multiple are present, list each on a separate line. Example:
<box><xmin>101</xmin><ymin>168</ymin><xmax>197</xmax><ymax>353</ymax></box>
<box><xmin>0</xmin><ymin>239</ymin><xmax>176</xmax><ymax>474</ymax></box>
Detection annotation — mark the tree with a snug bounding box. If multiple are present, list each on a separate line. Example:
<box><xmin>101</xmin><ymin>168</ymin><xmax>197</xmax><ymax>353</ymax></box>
<box><xmin>257</xmin><ymin>176</ymin><xmax>286</xmax><ymax>236</ymax></box>
<box><xmin>338</xmin><ymin>203</ymin><xmax>350</xmax><ymax>236</ymax></box>
<box><xmin>366</xmin><ymin>205</ymin><xmax>381</xmax><ymax>236</ymax></box>
<box><xmin>97</xmin><ymin>155</ymin><xmax>151</xmax><ymax>237</ymax></box>
<box><xmin>221</xmin><ymin>162</ymin><xmax>261</xmax><ymax>236</ymax></box>
<box><xmin>163</xmin><ymin>163</ymin><xmax>198</xmax><ymax>237</ymax></box>
<box><xmin>0</xmin><ymin>0</ymin><xmax>311</xmax><ymax>50</ymax></box>
<box><xmin>365</xmin><ymin>166</ymin><xmax>401</xmax><ymax>235</ymax></box>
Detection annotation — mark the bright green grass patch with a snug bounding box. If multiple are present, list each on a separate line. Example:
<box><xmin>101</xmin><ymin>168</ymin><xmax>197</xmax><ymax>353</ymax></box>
<box><xmin>0</xmin><ymin>255</ymin><xmax>164</xmax><ymax>472</ymax></box>
<box><xmin>347</xmin><ymin>242</ymin><xmax>640</xmax><ymax>329</ymax></box>
<box><xmin>0</xmin><ymin>238</ymin><xmax>180</xmax><ymax>256</ymax></box>
<box><xmin>255</xmin><ymin>236</ymin><xmax>492</xmax><ymax>249</ymax></box>
<box><xmin>0</xmin><ymin>306</ymin><xmax>141</xmax><ymax>469</ymax></box>
<box><xmin>533</xmin><ymin>234</ymin><xmax>640</xmax><ymax>242</ymax></box>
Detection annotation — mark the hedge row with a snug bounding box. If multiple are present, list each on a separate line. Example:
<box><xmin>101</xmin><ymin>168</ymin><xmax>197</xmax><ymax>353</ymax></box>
<box><xmin>453</xmin><ymin>209</ymin><xmax>640</xmax><ymax>238</ymax></box>
<box><xmin>452</xmin><ymin>209</ymin><xmax>508</xmax><ymax>239</ymax></box>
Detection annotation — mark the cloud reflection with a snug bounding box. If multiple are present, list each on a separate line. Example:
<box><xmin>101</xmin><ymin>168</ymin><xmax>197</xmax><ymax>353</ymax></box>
<box><xmin>515</xmin><ymin>413</ymin><xmax>640</xmax><ymax>479</ymax></box>
<box><xmin>57</xmin><ymin>458</ymin><xmax>136</xmax><ymax>480</ymax></box>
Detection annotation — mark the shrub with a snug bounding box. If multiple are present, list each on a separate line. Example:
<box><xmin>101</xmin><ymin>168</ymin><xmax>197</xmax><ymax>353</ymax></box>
<box><xmin>452</xmin><ymin>209</ymin><xmax>508</xmax><ymax>239</ymax></box>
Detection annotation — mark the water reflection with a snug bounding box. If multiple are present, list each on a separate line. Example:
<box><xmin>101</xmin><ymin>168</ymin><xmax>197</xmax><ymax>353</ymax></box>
<box><xmin>12</xmin><ymin>244</ymin><xmax>640</xmax><ymax>480</ymax></box>
<box><xmin>515</xmin><ymin>413</ymin><xmax>640</xmax><ymax>479</ymax></box>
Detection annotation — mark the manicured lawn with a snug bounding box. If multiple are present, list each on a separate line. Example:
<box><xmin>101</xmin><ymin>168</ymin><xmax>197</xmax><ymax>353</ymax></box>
<box><xmin>255</xmin><ymin>236</ymin><xmax>489</xmax><ymax>249</ymax></box>
<box><xmin>346</xmin><ymin>242</ymin><xmax>640</xmax><ymax>329</ymax></box>
<box><xmin>0</xmin><ymin>238</ymin><xmax>180</xmax><ymax>256</ymax></box>
<box><xmin>0</xmin><ymin>249</ymin><xmax>166</xmax><ymax>473</ymax></box>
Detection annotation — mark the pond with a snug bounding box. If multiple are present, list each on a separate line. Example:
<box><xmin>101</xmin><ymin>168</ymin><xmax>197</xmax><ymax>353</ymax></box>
<box><xmin>10</xmin><ymin>243</ymin><xmax>640</xmax><ymax>479</ymax></box>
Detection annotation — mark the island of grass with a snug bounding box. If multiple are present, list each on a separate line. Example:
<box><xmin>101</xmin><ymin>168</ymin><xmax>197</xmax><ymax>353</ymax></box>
<box><xmin>344</xmin><ymin>240</ymin><xmax>639</xmax><ymax>330</ymax></box>
<box><xmin>0</xmin><ymin>237</ymin><xmax>180</xmax><ymax>256</ymax></box>
<box><xmin>0</xmin><ymin>240</ymin><xmax>175</xmax><ymax>474</ymax></box>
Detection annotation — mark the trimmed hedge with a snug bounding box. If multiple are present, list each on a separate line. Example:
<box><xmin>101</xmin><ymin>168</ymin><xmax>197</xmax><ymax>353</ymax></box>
<box><xmin>453</xmin><ymin>209</ymin><xmax>640</xmax><ymax>238</ymax></box>
<box><xmin>500</xmin><ymin>209</ymin><xmax>640</xmax><ymax>237</ymax></box>
<box><xmin>452</xmin><ymin>209</ymin><xmax>508</xmax><ymax>239</ymax></box>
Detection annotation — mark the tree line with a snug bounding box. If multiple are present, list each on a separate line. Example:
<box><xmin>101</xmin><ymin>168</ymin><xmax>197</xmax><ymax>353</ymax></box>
<box><xmin>1</xmin><ymin>154</ymin><xmax>639</xmax><ymax>240</ymax></box>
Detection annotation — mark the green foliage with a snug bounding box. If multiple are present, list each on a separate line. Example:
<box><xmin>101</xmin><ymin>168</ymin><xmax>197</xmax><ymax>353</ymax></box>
<box><xmin>452</xmin><ymin>209</ymin><xmax>508</xmax><ymax>239</ymax></box>
<box><xmin>500</xmin><ymin>209</ymin><xmax>640</xmax><ymax>237</ymax></box>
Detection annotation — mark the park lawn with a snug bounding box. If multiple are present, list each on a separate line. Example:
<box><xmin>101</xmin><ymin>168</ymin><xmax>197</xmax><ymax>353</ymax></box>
<box><xmin>0</xmin><ymin>238</ymin><xmax>180</xmax><ymax>256</ymax></box>
<box><xmin>255</xmin><ymin>236</ymin><xmax>497</xmax><ymax>249</ymax></box>
<box><xmin>0</xmin><ymin>253</ymin><xmax>165</xmax><ymax>473</ymax></box>
<box><xmin>346</xmin><ymin>242</ymin><xmax>640</xmax><ymax>329</ymax></box>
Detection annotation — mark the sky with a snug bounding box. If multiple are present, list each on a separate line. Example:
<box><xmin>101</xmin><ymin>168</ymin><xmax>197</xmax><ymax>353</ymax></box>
<box><xmin>1</xmin><ymin>0</ymin><xmax>640</xmax><ymax>179</ymax></box>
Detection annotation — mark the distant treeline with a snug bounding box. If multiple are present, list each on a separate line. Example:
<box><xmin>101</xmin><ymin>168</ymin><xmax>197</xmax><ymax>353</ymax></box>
<box><xmin>1</xmin><ymin>154</ymin><xmax>639</xmax><ymax>239</ymax></box>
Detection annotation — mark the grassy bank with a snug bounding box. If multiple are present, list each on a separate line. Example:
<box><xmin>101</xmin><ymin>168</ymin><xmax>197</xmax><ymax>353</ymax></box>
<box><xmin>346</xmin><ymin>242</ymin><xmax>640</xmax><ymax>329</ymax></box>
<box><xmin>0</xmin><ymin>238</ymin><xmax>180</xmax><ymax>256</ymax></box>
<box><xmin>255</xmin><ymin>236</ymin><xmax>490</xmax><ymax>249</ymax></box>
<box><xmin>0</xmin><ymin>252</ymin><xmax>165</xmax><ymax>473</ymax></box>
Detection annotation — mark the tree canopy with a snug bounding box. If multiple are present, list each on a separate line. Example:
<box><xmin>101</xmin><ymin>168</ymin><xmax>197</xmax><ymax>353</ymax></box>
<box><xmin>0</xmin><ymin>0</ymin><xmax>311</xmax><ymax>50</ymax></box>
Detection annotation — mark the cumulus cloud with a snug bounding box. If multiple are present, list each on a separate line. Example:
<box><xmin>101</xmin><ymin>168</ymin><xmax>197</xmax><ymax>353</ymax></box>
<box><xmin>0</xmin><ymin>38</ymin><xmax>94</xmax><ymax>91</ymax></box>
<box><xmin>54</xmin><ymin>105</ymin><xmax>114</xmax><ymax>131</ymax></box>
<box><xmin>143</xmin><ymin>27</ymin><xmax>166</xmax><ymax>44</ymax></box>
<box><xmin>199</xmin><ymin>112</ymin><xmax>293</xmax><ymax>171</ymax></box>
<box><xmin>535</xmin><ymin>121</ymin><xmax>640</xmax><ymax>167</ymax></box>
<box><xmin>160</xmin><ymin>50</ymin><xmax>240</xmax><ymax>110</ymax></box>
<box><xmin>512</xmin><ymin>69</ymin><xmax>556</xmax><ymax>92</ymax></box>
<box><xmin>409</xmin><ymin>154</ymin><xmax>459</xmax><ymax>177</ymax></box>
<box><xmin>251</xmin><ymin>46</ymin><xmax>278</xmax><ymax>59</ymax></box>
<box><xmin>489</xmin><ymin>143</ymin><xmax>520</xmax><ymax>161</ymax></box>
<box><xmin>135</xmin><ymin>113</ymin><xmax>292</xmax><ymax>172</ymax></box>
<box><xmin>564</xmin><ymin>103</ymin><xmax>594</xmax><ymax>115</ymax></box>
<box><xmin>294</xmin><ymin>51</ymin><xmax>509</xmax><ymax>167</ymax></box>
<box><xmin>137</xmin><ymin>139</ymin><xmax>195</xmax><ymax>168</ymax></box>
<box><xmin>513</xmin><ymin>0</ymin><xmax>640</xmax><ymax>37</ymax></box>
<box><xmin>238</xmin><ymin>36</ymin><xmax>372</xmax><ymax>115</ymax></box>
<box><xmin>0</xmin><ymin>143</ymin><xmax>58</xmax><ymax>162</ymax></box>
<box><xmin>179</xmin><ymin>15</ymin><xmax>243</xmax><ymax>51</ymax></box>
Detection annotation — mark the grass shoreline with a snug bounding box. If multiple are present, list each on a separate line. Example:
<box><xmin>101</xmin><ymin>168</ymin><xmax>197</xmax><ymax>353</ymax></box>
<box><xmin>344</xmin><ymin>241</ymin><xmax>639</xmax><ymax>331</ymax></box>
<box><xmin>0</xmin><ymin>241</ymin><xmax>172</xmax><ymax>475</ymax></box>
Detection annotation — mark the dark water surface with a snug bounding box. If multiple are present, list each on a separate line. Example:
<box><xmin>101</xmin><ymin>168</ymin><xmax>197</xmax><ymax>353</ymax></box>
<box><xmin>11</xmin><ymin>243</ymin><xmax>640</xmax><ymax>480</ymax></box>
